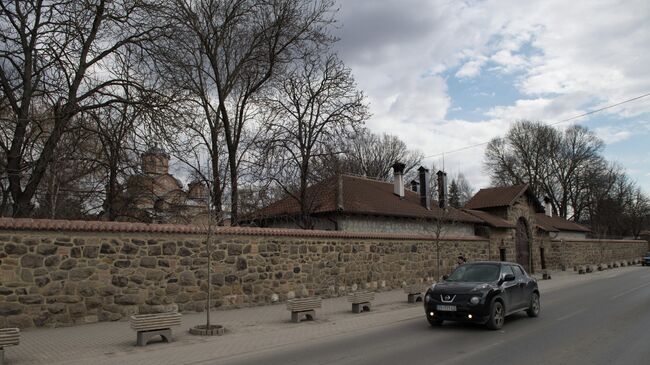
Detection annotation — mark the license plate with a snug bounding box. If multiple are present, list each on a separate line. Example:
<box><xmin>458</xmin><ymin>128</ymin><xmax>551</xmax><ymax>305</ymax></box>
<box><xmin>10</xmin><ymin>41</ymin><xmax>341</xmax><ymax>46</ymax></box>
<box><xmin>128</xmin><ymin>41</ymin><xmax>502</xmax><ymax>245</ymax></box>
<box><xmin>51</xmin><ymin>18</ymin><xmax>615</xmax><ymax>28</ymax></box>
<box><xmin>437</xmin><ymin>305</ymin><xmax>457</xmax><ymax>311</ymax></box>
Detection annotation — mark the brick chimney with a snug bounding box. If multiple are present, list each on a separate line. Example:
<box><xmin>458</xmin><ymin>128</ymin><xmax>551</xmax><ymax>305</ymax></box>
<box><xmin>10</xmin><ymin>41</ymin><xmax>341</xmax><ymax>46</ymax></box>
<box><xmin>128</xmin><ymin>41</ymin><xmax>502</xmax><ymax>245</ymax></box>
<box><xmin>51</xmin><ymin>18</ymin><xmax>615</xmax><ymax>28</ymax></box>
<box><xmin>544</xmin><ymin>197</ymin><xmax>553</xmax><ymax>217</ymax></box>
<box><xmin>392</xmin><ymin>162</ymin><xmax>406</xmax><ymax>198</ymax></box>
<box><xmin>436</xmin><ymin>170</ymin><xmax>448</xmax><ymax>209</ymax></box>
<box><xmin>410</xmin><ymin>180</ymin><xmax>419</xmax><ymax>193</ymax></box>
<box><xmin>418</xmin><ymin>166</ymin><xmax>431</xmax><ymax>209</ymax></box>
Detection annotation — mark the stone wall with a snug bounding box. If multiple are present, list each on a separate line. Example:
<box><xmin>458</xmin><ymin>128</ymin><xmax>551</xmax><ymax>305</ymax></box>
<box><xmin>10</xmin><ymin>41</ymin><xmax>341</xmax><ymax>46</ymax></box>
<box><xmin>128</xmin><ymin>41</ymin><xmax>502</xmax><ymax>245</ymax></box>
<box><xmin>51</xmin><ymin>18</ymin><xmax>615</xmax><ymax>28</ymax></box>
<box><xmin>0</xmin><ymin>219</ymin><xmax>490</xmax><ymax>329</ymax></box>
<box><xmin>540</xmin><ymin>239</ymin><xmax>646</xmax><ymax>270</ymax></box>
<box><xmin>0</xmin><ymin>219</ymin><xmax>645</xmax><ymax>329</ymax></box>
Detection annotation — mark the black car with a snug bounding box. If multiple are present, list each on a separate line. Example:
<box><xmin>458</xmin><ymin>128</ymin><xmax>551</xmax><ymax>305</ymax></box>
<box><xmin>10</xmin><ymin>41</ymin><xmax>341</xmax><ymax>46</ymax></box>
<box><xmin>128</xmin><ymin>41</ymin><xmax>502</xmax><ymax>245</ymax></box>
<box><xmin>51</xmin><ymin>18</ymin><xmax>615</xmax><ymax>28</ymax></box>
<box><xmin>643</xmin><ymin>252</ymin><xmax>650</xmax><ymax>266</ymax></box>
<box><xmin>424</xmin><ymin>261</ymin><xmax>540</xmax><ymax>330</ymax></box>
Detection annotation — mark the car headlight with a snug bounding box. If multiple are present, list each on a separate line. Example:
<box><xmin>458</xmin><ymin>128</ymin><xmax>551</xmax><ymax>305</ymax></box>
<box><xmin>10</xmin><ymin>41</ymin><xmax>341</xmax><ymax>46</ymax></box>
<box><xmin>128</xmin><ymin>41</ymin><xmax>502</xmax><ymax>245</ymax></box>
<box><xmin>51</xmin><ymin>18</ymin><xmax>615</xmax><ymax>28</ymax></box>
<box><xmin>470</xmin><ymin>296</ymin><xmax>480</xmax><ymax>305</ymax></box>
<box><xmin>425</xmin><ymin>293</ymin><xmax>432</xmax><ymax>304</ymax></box>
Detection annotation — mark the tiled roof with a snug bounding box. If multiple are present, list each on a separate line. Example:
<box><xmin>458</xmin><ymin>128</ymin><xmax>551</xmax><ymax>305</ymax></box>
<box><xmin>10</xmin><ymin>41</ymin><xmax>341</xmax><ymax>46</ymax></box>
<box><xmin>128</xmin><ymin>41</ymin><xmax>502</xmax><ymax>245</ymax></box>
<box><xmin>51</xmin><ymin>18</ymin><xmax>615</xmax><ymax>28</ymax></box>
<box><xmin>464</xmin><ymin>184</ymin><xmax>544</xmax><ymax>212</ymax></box>
<box><xmin>534</xmin><ymin>213</ymin><xmax>591</xmax><ymax>233</ymax></box>
<box><xmin>245</xmin><ymin>174</ymin><xmax>482</xmax><ymax>224</ymax></box>
<box><xmin>0</xmin><ymin>218</ymin><xmax>485</xmax><ymax>241</ymax></box>
<box><xmin>463</xmin><ymin>209</ymin><xmax>516</xmax><ymax>228</ymax></box>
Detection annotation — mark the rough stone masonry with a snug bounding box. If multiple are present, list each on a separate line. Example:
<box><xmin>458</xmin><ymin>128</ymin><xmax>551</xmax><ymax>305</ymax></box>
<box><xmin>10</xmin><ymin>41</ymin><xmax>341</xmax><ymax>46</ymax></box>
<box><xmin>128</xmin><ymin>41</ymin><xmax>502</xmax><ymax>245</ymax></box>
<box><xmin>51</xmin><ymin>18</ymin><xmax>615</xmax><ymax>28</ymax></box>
<box><xmin>0</xmin><ymin>219</ymin><xmax>646</xmax><ymax>328</ymax></box>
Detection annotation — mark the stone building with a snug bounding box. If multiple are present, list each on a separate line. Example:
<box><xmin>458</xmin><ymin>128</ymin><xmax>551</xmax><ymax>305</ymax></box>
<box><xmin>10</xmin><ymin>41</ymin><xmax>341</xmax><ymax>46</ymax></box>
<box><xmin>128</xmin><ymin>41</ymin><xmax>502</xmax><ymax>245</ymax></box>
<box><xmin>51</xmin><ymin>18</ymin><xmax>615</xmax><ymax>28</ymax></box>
<box><xmin>463</xmin><ymin>184</ymin><xmax>591</xmax><ymax>272</ymax></box>
<box><xmin>118</xmin><ymin>147</ymin><xmax>209</xmax><ymax>224</ymax></box>
<box><xmin>240</xmin><ymin>164</ymin><xmax>483</xmax><ymax>236</ymax></box>
<box><xmin>243</xmin><ymin>164</ymin><xmax>591</xmax><ymax>273</ymax></box>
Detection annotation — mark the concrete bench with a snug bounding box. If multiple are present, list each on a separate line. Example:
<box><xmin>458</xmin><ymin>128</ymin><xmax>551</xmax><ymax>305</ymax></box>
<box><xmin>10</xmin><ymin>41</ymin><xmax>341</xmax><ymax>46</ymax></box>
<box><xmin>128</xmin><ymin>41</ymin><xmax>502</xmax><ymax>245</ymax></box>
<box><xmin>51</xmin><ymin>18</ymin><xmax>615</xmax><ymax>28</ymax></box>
<box><xmin>130</xmin><ymin>312</ymin><xmax>181</xmax><ymax>346</ymax></box>
<box><xmin>404</xmin><ymin>284</ymin><xmax>424</xmax><ymax>303</ymax></box>
<box><xmin>287</xmin><ymin>297</ymin><xmax>321</xmax><ymax>323</ymax></box>
<box><xmin>541</xmin><ymin>270</ymin><xmax>552</xmax><ymax>280</ymax></box>
<box><xmin>348</xmin><ymin>291</ymin><xmax>375</xmax><ymax>313</ymax></box>
<box><xmin>578</xmin><ymin>265</ymin><xmax>586</xmax><ymax>274</ymax></box>
<box><xmin>597</xmin><ymin>263</ymin><xmax>606</xmax><ymax>271</ymax></box>
<box><xmin>0</xmin><ymin>328</ymin><xmax>20</xmax><ymax>365</ymax></box>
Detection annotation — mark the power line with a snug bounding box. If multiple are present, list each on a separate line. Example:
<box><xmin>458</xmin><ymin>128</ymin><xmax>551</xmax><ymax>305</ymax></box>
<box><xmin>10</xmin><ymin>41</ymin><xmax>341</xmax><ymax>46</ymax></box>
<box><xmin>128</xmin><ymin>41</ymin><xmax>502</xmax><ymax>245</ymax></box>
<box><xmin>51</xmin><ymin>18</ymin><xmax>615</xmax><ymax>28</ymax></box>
<box><xmin>423</xmin><ymin>92</ymin><xmax>650</xmax><ymax>159</ymax></box>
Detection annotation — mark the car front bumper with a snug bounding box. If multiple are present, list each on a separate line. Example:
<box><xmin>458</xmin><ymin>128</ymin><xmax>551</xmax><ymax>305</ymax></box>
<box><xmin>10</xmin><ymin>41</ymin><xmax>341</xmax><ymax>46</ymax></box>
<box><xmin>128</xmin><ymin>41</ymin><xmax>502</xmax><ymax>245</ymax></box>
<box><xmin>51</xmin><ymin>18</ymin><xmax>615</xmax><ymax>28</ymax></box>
<box><xmin>425</xmin><ymin>302</ymin><xmax>490</xmax><ymax>324</ymax></box>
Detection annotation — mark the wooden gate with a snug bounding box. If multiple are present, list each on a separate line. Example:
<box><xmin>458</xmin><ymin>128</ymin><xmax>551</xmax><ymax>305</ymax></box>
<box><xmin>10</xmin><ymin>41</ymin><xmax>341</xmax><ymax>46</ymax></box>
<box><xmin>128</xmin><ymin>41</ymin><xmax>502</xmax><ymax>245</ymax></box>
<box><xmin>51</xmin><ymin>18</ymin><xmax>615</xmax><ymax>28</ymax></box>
<box><xmin>515</xmin><ymin>217</ymin><xmax>530</xmax><ymax>272</ymax></box>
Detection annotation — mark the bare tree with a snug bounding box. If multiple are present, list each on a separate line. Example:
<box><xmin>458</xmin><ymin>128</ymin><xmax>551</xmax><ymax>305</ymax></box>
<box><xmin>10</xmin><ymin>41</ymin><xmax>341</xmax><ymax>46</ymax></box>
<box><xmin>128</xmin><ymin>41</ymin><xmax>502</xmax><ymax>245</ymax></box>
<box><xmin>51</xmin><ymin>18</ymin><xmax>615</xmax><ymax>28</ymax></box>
<box><xmin>262</xmin><ymin>53</ymin><xmax>367</xmax><ymax>228</ymax></box>
<box><xmin>426</xmin><ymin>207</ymin><xmax>459</xmax><ymax>282</ymax></box>
<box><xmin>545</xmin><ymin>125</ymin><xmax>604</xmax><ymax>219</ymax></box>
<box><xmin>0</xmin><ymin>0</ymin><xmax>163</xmax><ymax>216</ymax></box>
<box><xmin>485</xmin><ymin>121</ymin><xmax>555</xmax><ymax>198</ymax></box>
<box><xmin>455</xmin><ymin>173</ymin><xmax>474</xmax><ymax>206</ymax></box>
<box><xmin>625</xmin><ymin>188</ymin><xmax>650</xmax><ymax>239</ymax></box>
<box><xmin>484</xmin><ymin>120</ymin><xmax>648</xmax><ymax>237</ymax></box>
<box><xmin>334</xmin><ymin>128</ymin><xmax>423</xmax><ymax>181</ymax></box>
<box><xmin>152</xmin><ymin>0</ymin><xmax>336</xmax><ymax>224</ymax></box>
<box><xmin>485</xmin><ymin>121</ymin><xmax>603</xmax><ymax>220</ymax></box>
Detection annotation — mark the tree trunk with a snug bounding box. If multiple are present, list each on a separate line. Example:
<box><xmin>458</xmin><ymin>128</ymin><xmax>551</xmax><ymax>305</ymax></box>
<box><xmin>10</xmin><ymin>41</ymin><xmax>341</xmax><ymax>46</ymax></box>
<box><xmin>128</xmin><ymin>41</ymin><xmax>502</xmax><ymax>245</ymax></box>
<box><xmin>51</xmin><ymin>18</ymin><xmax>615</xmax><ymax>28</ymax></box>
<box><xmin>229</xmin><ymin>156</ymin><xmax>239</xmax><ymax>225</ymax></box>
<box><xmin>210</xmin><ymin>157</ymin><xmax>224</xmax><ymax>225</ymax></box>
<box><xmin>299</xmin><ymin>159</ymin><xmax>311</xmax><ymax>229</ymax></box>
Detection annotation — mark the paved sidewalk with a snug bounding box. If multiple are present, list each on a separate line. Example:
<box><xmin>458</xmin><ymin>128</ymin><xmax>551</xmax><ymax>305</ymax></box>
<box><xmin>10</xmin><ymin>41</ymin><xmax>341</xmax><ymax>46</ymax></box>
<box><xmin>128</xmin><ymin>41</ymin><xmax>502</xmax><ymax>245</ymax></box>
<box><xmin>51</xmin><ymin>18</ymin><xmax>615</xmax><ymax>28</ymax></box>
<box><xmin>3</xmin><ymin>266</ymin><xmax>641</xmax><ymax>365</ymax></box>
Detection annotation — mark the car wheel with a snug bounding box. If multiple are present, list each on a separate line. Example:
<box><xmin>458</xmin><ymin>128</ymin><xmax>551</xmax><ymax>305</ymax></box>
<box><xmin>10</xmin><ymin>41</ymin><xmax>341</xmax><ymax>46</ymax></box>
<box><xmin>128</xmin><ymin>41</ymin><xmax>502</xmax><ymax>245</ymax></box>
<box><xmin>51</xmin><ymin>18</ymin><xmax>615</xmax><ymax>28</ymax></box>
<box><xmin>486</xmin><ymin>301</ymin><xmax>505</xmax><ymax>330</ymax></box>
<box><xmin>527</xmin><ymin>292</ymin><xmax>540</xmax><ymax>318</ymax></box>
<box><xmin>427</xmin><ymin>315</ymin><xmax>443</xmax><ymax>327</ymax></box>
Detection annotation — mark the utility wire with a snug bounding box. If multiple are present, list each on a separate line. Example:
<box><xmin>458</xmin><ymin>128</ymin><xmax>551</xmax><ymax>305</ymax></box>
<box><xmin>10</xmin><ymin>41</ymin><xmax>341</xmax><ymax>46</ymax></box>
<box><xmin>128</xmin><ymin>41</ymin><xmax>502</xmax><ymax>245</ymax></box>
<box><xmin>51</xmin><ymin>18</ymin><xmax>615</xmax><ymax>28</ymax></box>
<box><xmin>423</xmin><ymin>92</ymin><xmax>650</xmax><ymax>159</ymax></box>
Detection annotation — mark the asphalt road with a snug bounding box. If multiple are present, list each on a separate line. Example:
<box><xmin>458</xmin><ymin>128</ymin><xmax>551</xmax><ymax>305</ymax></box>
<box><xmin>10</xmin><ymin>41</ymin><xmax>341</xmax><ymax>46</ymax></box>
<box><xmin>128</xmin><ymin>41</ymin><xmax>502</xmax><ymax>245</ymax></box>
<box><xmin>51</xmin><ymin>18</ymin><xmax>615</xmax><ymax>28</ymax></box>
<box><xmin>217</xmin><ymin>267</ymin><xmax>650</xmax><ymax>365</ymax></box>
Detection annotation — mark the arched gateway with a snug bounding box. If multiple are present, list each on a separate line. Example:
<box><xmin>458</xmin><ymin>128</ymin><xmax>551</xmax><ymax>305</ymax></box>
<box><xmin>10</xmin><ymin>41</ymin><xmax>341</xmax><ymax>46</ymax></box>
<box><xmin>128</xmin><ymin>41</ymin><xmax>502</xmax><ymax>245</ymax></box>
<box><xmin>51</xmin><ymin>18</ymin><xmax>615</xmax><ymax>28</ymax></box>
<box><xmin>515</xmin><ymin>217</ymin><xmax>531</xmax><ymax>272</ymax></box>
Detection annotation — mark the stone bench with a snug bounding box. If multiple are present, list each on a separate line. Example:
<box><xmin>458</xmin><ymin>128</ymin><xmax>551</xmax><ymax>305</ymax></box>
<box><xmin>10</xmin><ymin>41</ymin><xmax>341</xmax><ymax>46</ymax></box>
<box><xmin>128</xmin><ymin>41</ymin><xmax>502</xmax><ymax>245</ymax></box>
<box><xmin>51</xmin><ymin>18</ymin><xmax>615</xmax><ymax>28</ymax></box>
<box><xmin>578</xmin><ymin>265</ymin><xmax>586</xmax><ymax>274</ymax></box>
<box><xmin>348</xmin><ymin>291</ymin><xmax>375</xmax><ymax>313</ymax></box>
<box><xmin>597</xmin><ymin>263</ymin><xmax>607</xmax><ymax>271</ymax></box>
<box><xmin>130</xmin><ymin>312</ymin><xmax>181</xmax><ymax>346</ymax></box>
<box><xmin>541</xmin><ymin>270</ymin><xmax>552</xmax><ymax>280</ymax></box>
<box><xmin>404</xmin><ymin>284</ymin><xmax>424</xmax><ymax>303</ymax></box>
<box><xmin>0</xmin><ymin>328</ymin><xmax>20</xmax><ymax>365</ymax></box>
<box><xmin>287</xmin><ymin>297</ymin><xmax>321</xmax><ymax>323</ymax></box>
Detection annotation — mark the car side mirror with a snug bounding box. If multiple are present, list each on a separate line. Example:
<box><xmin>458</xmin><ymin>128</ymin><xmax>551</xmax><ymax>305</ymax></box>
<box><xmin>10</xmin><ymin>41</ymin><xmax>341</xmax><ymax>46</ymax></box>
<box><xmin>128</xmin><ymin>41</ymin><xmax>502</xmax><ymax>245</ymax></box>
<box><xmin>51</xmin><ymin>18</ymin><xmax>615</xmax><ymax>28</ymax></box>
<box><xmin>442</xmin><ymin>275</ymin><xmax>449</xmax><ymax>280</ymax></box>
<box><xmin>503</xmin><ymin>274</ymin><xmax>515</xmax><ymax>282</ymax></box>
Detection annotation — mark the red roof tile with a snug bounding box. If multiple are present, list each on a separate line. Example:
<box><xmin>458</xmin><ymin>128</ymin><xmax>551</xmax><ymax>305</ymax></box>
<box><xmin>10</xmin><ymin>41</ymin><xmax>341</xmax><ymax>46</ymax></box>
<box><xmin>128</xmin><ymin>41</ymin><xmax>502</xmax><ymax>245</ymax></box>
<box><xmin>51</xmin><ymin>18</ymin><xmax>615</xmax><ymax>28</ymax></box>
<box><xmin>463</xmin><ymin>209</ymin><xmax>516</xmax><ymax>228</ymax></box>
<box><xmin>534</xmin><ymin>213</ymin><xmax>591</xmax><ymax>233</ymax></box>
<box><xmin>464</xmin><ymin>184</ymin><xmax>544</xmax><ymax>212</ymax></box>
<box><xmin>0</xmin><ymin>218</ymin><xmax>485</xmax><ymax>241</ymax></box>
<box><xmin>245</xmin><ymin>174</ymin><xmax>482</xmax><ymax>224</ymax></box>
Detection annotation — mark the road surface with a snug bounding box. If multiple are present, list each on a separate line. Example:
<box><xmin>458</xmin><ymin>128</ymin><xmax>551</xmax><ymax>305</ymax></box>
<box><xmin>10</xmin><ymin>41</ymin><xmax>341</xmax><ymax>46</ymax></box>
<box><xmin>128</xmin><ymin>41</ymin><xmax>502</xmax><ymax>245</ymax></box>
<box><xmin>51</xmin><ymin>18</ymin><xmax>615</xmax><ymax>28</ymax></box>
<box><xmin>214</xmin><ymin>268</ymin><xmax>650</xmax><ymax>365</ymax></box>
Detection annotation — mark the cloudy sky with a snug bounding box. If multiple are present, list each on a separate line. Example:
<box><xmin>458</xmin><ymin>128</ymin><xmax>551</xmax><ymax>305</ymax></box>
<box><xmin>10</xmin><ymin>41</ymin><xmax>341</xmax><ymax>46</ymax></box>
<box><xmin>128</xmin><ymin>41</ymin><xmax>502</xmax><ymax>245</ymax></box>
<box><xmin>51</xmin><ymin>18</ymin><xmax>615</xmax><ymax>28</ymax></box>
<box><xmin>333</xmin><ymin>0</ymin><xmax>650</xmax><ymax>191</ymax></box>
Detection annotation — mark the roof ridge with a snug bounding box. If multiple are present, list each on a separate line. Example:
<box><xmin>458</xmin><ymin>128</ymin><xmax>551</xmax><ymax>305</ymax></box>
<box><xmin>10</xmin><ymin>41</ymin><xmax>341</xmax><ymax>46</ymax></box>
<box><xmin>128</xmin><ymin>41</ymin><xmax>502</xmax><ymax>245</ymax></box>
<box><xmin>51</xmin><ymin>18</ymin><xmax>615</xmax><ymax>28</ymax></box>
<box><xmin>507</xmin><ymin>183</ymin><xmax>530</xmax><ymax>206</ymax></box>
<box><xmin>340</xmin><ymin>173</ymin><xmax>390</xmax><ymax>183</ymax></box>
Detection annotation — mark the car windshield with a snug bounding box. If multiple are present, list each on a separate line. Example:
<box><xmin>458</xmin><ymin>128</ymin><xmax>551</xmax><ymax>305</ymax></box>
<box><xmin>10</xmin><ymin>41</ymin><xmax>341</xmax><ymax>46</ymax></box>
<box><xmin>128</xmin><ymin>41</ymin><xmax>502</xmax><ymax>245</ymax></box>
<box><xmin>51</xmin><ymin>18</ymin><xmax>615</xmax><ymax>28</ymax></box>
<box><xmin>446</xmin><ymin>264</ymin><xmax>501</xmax><ymax>283</ymax></box>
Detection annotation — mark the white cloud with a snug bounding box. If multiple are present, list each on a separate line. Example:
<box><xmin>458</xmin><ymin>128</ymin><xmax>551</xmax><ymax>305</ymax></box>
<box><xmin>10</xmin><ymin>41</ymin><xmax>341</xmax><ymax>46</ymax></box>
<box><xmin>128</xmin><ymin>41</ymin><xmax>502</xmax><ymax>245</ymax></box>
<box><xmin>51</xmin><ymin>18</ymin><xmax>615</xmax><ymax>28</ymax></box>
<box><xmin>595</xmin><ymin>121</ymin><xmax>650</xmax><ymax>144</ymax></box>
<box><xmin>595</xmin><ymin>127</ymin><xmax>633</xmax><ymax>144</ymax></box>
<box><xmin>334</xmin><ymin>0</ymin><xmax>650</xmax><ymax>190</ymax></box>
<box><xmin>456</xmin><ymin>58</ymin><xmax>487</xmax><ymax>78</ymax></box>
